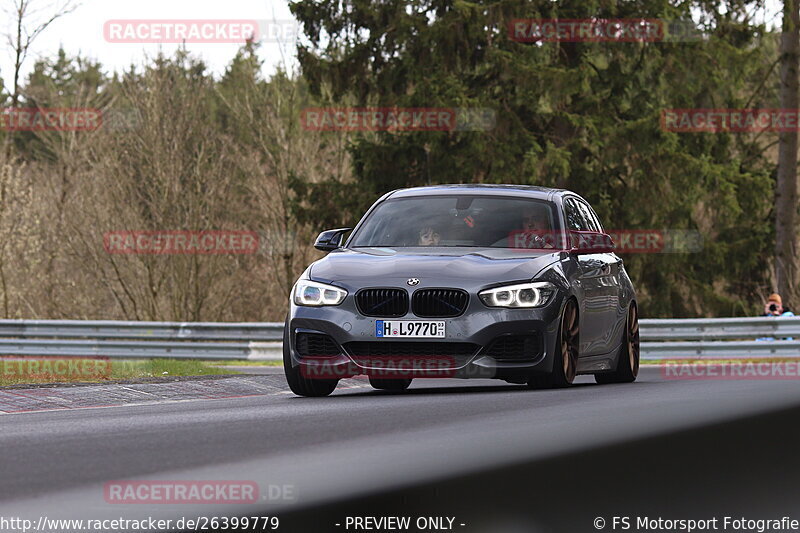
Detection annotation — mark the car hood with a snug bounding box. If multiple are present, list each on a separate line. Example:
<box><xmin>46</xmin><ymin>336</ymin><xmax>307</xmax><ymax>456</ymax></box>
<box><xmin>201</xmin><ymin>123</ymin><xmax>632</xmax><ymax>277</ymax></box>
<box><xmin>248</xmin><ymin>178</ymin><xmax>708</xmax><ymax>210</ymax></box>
<box><xmin>309</xmin><ymin>247</ymin><xmax>562</xmax><ymax>286</ymax></box>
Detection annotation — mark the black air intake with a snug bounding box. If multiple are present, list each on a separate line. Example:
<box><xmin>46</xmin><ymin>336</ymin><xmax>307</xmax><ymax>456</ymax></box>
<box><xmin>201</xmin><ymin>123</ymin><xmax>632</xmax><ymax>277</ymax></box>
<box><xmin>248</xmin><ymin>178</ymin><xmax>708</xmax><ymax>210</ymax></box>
<box><xmin>295</xmin><ymin>332</ymin><xmax>341</xmax><ymax>357</ymax></box>
<box><xmin>344</xmin><ymin>341</ymin><xmax>479</xmax><ymax>359</ymax></box>
<box><xmin>483</xmin><ymin>334</ymin><xmax>542</xmax><ymax>361</ymax></box>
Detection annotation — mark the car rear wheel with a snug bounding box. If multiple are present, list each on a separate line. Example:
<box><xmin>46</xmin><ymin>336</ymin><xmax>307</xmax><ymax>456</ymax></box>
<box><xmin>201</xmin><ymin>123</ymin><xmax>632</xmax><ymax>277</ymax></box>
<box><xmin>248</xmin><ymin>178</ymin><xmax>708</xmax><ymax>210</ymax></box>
<box><xmin>595</xmin><ymin>303</ymin><xmax>639</xmax><ymax>384</ymax></box>
<box><xmin>368</xmin><ymin>377</ymin><xmax>413</xmax><ymax>391</ymax></box>
<box><xmin>528</xmin><ymin>299</ymin><xmax>579</xmax><ymax>389</ymax></box>
<box><xmin>283</xmin><ymin>319</ymin><xmax>339</xmax><ymax>397</ymax></box>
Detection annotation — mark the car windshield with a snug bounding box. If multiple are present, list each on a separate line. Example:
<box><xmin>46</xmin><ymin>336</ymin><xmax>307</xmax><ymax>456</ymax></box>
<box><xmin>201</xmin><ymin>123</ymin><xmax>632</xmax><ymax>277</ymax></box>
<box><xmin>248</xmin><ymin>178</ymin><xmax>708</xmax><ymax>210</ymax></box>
<box><xmin>349</xmin><ymin>195</ymin><xmax>561</xmax><ymax>248</ymax></box>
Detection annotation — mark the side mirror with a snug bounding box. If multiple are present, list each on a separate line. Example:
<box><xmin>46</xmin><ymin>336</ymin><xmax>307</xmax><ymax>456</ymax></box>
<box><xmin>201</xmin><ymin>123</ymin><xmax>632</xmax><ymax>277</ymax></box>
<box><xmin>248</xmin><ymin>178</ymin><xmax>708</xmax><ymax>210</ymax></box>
<box><xmin>569</xmin><ymin>231</ymin><xmax>615</xmax><ymax>254</ymax></box>
<box><xmin>314</xmin><ymin>228</ymin><xmax>352</xmax><ymax>252</ymax></box>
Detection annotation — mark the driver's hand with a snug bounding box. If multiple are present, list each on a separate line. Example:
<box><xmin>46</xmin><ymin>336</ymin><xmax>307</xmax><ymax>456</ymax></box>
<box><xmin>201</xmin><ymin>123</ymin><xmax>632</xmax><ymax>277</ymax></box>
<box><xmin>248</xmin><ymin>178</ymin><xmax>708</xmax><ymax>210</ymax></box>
<box><xmin>521</xmin><ymin>234</ymin><xmax>544</xmax><ymax>249</ymax></box>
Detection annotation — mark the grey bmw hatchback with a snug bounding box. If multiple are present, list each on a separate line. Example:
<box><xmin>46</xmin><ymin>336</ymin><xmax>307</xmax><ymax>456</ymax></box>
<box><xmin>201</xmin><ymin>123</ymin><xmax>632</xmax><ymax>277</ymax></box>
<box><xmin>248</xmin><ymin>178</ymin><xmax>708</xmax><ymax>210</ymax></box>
<box><xmin>284</xmin><ymin>184</ymin><xmax>640</xmax><ymax>397</ymax></box>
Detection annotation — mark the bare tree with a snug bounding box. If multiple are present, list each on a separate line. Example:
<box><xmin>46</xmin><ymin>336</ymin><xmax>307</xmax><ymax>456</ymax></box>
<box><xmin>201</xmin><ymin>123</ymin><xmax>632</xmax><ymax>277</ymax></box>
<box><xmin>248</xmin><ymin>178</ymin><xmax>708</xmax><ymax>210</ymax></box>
<box><xmin>775</xmin><ymin>0</ymin><xmax>800</xmax><ymax>301</ymax></box>
<box><xmin>0</xmin><ymin>150</ymin><xmax>33</xmax><ymax>317</ymax></box>
<box><xmin>220</xmin><ymin>68</ymin><xmax>353</xmax><ymax>305</ymax></box>
<box><xmin>28</xmin><ymin>90</ymin><xmax>105</xmax><ymax>316</ymax></box>
<box><xmin>3</xmin><ymin>0</ymin><xmax>78</xmax><ymax>107</ymax></box>
<box><xmin>65</xmin><ymin>55</ymin><xmax>260</xmax><ymax>321</ymax></box>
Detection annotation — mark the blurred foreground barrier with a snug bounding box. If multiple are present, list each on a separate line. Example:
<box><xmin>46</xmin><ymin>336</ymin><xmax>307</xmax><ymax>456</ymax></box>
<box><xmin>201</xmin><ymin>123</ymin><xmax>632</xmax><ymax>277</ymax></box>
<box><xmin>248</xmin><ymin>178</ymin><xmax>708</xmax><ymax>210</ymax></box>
<box><xmin>0</xmin><ymin>317</ymin><xmax>795</xmax><ymax>361</ymax></box>
<box><xmin>640</xmin><ymin>317</ymin><xmax>800</xmax><ymax>359</ymax></box>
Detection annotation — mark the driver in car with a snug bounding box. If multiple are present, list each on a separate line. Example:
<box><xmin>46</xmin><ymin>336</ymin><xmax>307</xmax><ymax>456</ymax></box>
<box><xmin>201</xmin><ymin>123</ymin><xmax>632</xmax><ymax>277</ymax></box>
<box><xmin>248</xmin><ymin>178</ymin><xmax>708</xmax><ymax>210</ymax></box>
<box><xmin>418</xmin><ymin>226</ymin><xmax>441</xmax><ymax>246</ymax></box>
<box><xmin>516</xmin><ymin>209</ymin><xmax>555</xmax><ymax>249</ymax></box>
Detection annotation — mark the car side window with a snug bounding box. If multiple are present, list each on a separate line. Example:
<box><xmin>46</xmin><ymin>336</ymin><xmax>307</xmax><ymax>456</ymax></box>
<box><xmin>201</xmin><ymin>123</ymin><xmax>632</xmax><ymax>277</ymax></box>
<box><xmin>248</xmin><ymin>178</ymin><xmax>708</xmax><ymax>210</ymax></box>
<box><xmin>576</xmin><ymin>200</ymin><xmax>601</xmax><ymax>232</ymax></box>
<box><xmin>564</xmin><ymin>199</ymin><xmax>586</xmax><ymax>231</ymax></box>
<box><xmin>584</xmin><ymin>203</ymin><xmax>604</xmax><ymax>232</ymax></box>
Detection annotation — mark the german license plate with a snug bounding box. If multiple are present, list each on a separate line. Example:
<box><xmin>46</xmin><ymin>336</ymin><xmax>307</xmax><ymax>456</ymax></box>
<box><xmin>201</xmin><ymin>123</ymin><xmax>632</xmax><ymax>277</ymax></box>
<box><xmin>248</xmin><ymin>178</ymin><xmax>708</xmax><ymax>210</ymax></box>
<box><xmin>375</xmin><ymin>320</ymin><xmax>446</xmax><ymax>338</ymax></box>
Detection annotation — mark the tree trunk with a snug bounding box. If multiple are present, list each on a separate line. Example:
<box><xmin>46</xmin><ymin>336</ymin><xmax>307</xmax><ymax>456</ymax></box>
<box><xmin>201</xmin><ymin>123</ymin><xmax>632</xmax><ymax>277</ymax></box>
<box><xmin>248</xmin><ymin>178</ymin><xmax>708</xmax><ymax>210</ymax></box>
<box><xmin>776</xmin><ymin>0</ymin><xmax>800</xmax><ymax>302</ymax></box>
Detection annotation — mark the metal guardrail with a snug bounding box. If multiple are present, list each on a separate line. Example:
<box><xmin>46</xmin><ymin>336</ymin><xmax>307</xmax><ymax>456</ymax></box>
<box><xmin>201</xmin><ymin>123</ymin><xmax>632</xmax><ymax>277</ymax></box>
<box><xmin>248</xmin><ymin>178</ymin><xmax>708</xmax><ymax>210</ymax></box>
<box><xmin>640</xmin><ymin>316</ymin><xmax>800</xmax><ymax>359</ymax></box>
<box><xmin>0</xmin><ymin>320</ymin><xmax>283</xmax><ymax>360</ymax></box>
<box><xmin>0</xmin><ymin>317</ymin><xmax>795</xmax><ymax>361</ymax></box>
<box><xmin>0</xmin><ymin>320</ymin><xmax>284</xmax><ymax>341</ymax></box>
<box><xmin>640</xmin><ymin>316</ymin><xmax>800</xmax><ymax>340</ymax></box>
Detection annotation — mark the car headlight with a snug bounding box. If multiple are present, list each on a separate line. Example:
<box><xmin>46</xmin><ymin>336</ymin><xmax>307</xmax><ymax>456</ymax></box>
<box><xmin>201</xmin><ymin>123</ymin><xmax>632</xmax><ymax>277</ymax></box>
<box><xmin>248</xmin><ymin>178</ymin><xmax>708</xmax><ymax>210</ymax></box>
<box><xmin>479</xmin><ymin>281</ymin><xmax>555</xmax><ymax>308</ymax></box>
<box><xmin>293</xmin><ymin>280</ymin><xmax>348</xmax><ymax>306</ymax></box>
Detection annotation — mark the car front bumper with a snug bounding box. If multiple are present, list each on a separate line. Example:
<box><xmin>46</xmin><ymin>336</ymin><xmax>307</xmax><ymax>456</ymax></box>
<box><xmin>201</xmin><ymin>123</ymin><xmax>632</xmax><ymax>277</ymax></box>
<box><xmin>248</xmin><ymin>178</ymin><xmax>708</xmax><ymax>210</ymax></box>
<box><xmin>287</xmin><ymin>291</ymin><xmax>566</xmax><ymax>380</ymax></box>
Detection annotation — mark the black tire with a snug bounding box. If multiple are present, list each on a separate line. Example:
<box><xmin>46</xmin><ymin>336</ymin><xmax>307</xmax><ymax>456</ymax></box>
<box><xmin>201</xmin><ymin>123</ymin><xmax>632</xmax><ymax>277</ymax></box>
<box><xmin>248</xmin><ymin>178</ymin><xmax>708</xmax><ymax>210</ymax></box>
<box><xmin>528</xmin><ymin>299</ymin><xmax>579</xmax><ymax>389</ymax></box>
<box><xmin>282</xmin><ymin>319</ymin><xmax>339</xmax><ymax>397</ymax></box>
<box><xmin>368</xmin><ymin>377</ymin><xmax>413</xmax><ymax>391</ymax></box>
<box><xmin>595</xmin><ymin>303</ymin><xmax>640</xmax><ymax>384</ymax></box>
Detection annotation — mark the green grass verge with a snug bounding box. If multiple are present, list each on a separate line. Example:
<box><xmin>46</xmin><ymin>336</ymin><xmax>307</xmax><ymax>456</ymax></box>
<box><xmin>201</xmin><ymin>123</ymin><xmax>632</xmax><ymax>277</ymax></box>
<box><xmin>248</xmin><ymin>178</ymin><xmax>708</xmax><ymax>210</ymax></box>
<box><xmin>0</xmin><ymin>358</ymin><xmax>242</xmax><ymax>387</ymax></box>
<box><xmin>208</xmin><ymin>360</ymin><xmax>282</xmax><ymax>367</ymax></box>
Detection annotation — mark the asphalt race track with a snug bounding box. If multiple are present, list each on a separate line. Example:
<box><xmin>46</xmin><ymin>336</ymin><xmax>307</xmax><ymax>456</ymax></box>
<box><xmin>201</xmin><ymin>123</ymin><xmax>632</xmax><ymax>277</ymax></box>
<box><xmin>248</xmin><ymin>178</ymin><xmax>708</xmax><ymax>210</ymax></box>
<box><xmin>3</xmin><ymin>367</ymin><xmax>800</xmax><ymax>532</ymax></box>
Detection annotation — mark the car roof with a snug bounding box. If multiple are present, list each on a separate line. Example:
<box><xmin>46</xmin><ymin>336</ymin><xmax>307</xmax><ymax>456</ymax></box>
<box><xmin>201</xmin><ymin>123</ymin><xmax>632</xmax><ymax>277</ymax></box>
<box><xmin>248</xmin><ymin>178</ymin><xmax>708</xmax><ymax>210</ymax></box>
<box><xmin>387</xmin><ymin>184</ymin><xmax>571</xmax><ymax>201</ymax></box>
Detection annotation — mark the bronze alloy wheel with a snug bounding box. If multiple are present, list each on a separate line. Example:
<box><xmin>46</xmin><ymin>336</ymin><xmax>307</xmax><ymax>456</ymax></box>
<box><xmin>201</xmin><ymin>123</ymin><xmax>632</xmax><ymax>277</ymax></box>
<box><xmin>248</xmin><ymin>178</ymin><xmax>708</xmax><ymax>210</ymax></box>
<box><xmin>561</xmin><ymin>299</ymin><xmax>580</xmax><ymax>384</ymax></box>
<box><xmin>627</xmin><ymin>304</ymin><xmax>640</xmax><ymax>378</ymax></box>
<box><xmin>529</xmin><ymin>298</ymin><xmax>580</xmax><ymax>389</ymax></box>
<box><xmin>595</xmin><ymin>303</ymin><xmax>639</xmax><ymax>384</ymax></box>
